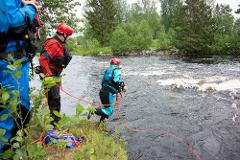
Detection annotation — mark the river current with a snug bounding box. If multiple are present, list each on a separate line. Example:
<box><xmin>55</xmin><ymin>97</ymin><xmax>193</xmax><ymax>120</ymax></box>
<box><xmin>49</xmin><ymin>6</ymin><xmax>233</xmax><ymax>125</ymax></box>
<box><xmin>31</xmin><ymin>56</ymin><xmax>240</xmax><ymax>160</ymax></box>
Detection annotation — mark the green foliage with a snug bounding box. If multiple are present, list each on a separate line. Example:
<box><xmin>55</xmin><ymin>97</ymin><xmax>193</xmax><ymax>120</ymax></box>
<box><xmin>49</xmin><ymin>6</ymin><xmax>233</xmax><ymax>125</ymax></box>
<box><xmin>84</xmin><ymin>0</ymin><xmax>119</xmax><ymax>46</ymax></box>
<box><xmin>39</xmin><ymin>0</ymin><xmax>80</xmax><ymax>36</ymax></box>
<box><xmin>209</xmin><ymin>4</ymin><xmax>239</xmax><ymax>54</ymax></box>
<box><xmin>160</xmin><ymin>0</ymin><xmax>182</xmax><ymax>32</ymax></box>
<box><xmin>110</xmin><ymin>27</ymin><xmax>130</xmax><ymax>54</ymax></box>
<box><xmin>73</xmin><ymin>38</ymin><xmax>112</xmax><ymax>56</ymax></box>
<box><xmin>127</xmin><ymin>0</ymin><xmax>161</xmax><ymax>39</ymax></box>
<box><xmin>66</xmin><ymin>39</ymin><xmax>78</xmax><ymax>52</ymax></box>
<box><xmin>72</xmin><ymin>123</ymin><xmax>127</xmax><ymax>160</ymax></box>
<box><xmin>115</xmin><ymin>0</ymin><xmax>128</xmax><ymax>23</ymax></box>
<box><xmin>227</xmin><ymin>19</ymin><xmax>240</xmax><ymax>54</ymax></box>
<box><xmin>174</xmin><ymin>0</ymin><xmax>214</xmax><ymax>55</ymax></box>
<box><xmin>156</xmin><ymin>28</ymin><xmax>175</xmax><ymax>50</ymax></box>
<box><xmin>110</xmin><ymin>20</ymin><xmax>153</xmax><ymax>54</ymax></box>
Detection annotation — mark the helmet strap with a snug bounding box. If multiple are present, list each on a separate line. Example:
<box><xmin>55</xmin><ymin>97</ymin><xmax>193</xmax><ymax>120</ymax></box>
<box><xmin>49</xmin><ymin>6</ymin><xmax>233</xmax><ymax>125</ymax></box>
<box><xmin>63</xmin><ymin>34</ymin><xmax>69</xmax><ymax>43</ymax></box>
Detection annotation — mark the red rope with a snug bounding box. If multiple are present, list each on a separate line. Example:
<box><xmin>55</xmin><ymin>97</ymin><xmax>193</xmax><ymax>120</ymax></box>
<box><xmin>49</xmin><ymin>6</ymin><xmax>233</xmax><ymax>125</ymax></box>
<box><xmin>57</xmin><ymin>84</ymin><xmax>122</xmax><ymax>107</ymax></box>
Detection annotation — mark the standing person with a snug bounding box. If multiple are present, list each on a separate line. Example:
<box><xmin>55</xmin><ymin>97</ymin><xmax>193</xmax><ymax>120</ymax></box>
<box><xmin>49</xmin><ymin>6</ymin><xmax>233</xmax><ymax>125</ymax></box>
<box><xmin>88</xmin><ymin>58</ymin><xmax>127</xmax><ymax>122</ymax></box>
<box><xmin>0</xmin><ymin>0</ymin><xmax>41</xmax><ymax>152</ymax></box>
<box><xmin>39</xmin><ymin>23</ymin><xmax>73</xmax><ymax>125</ymax></box>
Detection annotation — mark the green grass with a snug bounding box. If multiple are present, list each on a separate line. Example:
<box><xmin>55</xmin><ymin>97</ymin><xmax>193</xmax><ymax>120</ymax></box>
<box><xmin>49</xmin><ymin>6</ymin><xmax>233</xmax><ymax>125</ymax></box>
<box><xmin>46</xmin><ymin>121</ymin><xmax>127</xmax><ymax>160</ymax></box>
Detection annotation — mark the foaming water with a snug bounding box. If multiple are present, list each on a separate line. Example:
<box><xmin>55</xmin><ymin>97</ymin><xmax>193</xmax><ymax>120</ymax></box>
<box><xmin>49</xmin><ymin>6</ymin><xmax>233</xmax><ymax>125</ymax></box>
<box><xmin>31</xmin><ymin>56</ymin><xmax>240</xmax><ymax>160</ymax></box>
<box><xmin>157</xmin><ymin>78</ymin><xmax>240</xmax><ymax>92</ymax></box>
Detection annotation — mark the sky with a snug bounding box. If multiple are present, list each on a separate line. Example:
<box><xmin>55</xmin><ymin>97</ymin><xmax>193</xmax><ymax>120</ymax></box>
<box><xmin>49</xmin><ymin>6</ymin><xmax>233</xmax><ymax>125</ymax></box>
<box><xmin>210</xmin><ymin>0</ymin><xmax>239</xmax><ymax>17</ymax></box>
<box><xmin>76</xmin><ymin>0</ymin><xmax>240</xmax><ymax>18</ymax></box>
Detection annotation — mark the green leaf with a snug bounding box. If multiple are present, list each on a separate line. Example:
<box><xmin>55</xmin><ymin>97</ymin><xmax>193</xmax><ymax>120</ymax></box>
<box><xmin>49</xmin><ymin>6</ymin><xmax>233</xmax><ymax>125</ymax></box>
<box><xmin>16</xmin><ymin>130</ymin><xmax>23</xmax><ymax>137</ymax></box>
<box><xmin>12</xmin><ymin>90</ymin><xmax>19</xmax><ymax>97</ymax></box>
<box><xmin>13</xmin><ymin>59</ymin><xmax>23</xmax><ymax>66</ymax></box>
<box><xmin>76</xmin><ymin>104</ymin><xmax>85</xmax><ymax>115</ymax></box>
<box><xmin>13</xmin><ymin>142</ymin><xmax>20</xmax><ymax>149</ymax></box>
<box><xmin>0</xmin><ymin>128</ymin><xmax>6</xmax><ymax>137</ymax></box>
<box><xmin>0</xmin><ymin>114</ymin><xmax>9</xmax><ymax>121</ymax></box>
<box><xmin>2</xmin><ymin>92</ymin><xmax>10</xmax><ymax>102</ymax></box>
<box><xmin>16</xmin><ymin>71</ymin><xmax>22</xmax><ymax>79</ymax></box>
<box><xmin>53</xmin><ymin>111</ymin><xmax>61</xmax><ymax>118</ymax></box>
<box><xmin>27</xmin><ymin>144</ymin><xmax>45</xmax><ymax>158</ymax></box>
<box><xmin>2</xmin><ymin>149</ymin><xmax>15</xmax><ymax>159</ymax></box>
<box><xmin>15</xmin><ymin>136</ymin><xmax>23</xmax><ymax>143</ymax></box>
<box><xmin>7</xmin><ymin>65</ymin><xmax>16</xmax><ymax>70</ymax></box>
<box><xmin>81</xmin><ymin>113</ymin><xmax>88</xmax><ymax>117</ymax></box>
<box><xmin>89</xmin><ymin>148</ymin><xmax>95</xmax><ymax>154</ymax></box>
<box><xmin>90</xmin><ymin>155</ymin><xmax>97</xmax><ymax>160</ymax></box>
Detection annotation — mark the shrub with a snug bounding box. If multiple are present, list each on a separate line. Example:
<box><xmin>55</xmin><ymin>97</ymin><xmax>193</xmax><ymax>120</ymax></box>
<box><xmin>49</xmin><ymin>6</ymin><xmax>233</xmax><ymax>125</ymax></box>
<box><xmin>110</xmin><ymin>20</ymin><xmax>153</xmax><ymax>54</ymax></box>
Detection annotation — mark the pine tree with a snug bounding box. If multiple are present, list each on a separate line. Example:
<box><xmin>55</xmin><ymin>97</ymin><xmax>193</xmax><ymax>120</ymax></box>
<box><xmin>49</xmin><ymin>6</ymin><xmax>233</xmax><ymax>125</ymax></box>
<box><xmin>174</xmin><ymin>0</ymin><xmax>214</xmax><ymax>55</ymax></box>
<box><xmin>84</xmin><ymin>0</ymin><xmax>118</xmax><ymax>46</ymax></box>
<box><xmin>159</xmin><ymin>0</ymin><xmax>182</xmax><ymax>31</ymax></box>
<box><xmin>211</xmin><ymin>4</ymin><xmax>234</xmax><ymax>54</ymax></box>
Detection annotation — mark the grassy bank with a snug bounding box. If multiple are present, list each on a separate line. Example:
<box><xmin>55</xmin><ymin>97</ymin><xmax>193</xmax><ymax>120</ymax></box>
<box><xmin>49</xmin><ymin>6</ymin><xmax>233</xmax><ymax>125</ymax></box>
<box><xmin>45</xmin><ymin>121</ymin><xmax>127</xmax><ymax>160</ymax></box>
<box><xmin>68</xmin><ymin>39</ymin><xmax>165</xmax><ymax>56</ymax></box>
<box><xmin>1</xmin><ymin>75</ymin><xmax>127</xmax><ymax>160</ymax></box>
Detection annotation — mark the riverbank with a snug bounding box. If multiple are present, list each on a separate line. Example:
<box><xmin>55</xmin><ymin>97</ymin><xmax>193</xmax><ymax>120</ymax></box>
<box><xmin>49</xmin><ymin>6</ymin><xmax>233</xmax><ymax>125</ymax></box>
<box><xmin>69</xmin><ymin>39</ymin><xmax>176</xmax><ymax>56</ymax></box>
<box><xmin>1</xmin><ymin>73</ymin><xmax>127</xmax><ymax>159</ymax></box>
<box><xmin>72</xmin><ymin>46</ymin><xmax>177</xmax><ymax>57</ymax></box>
<box><xmin>45</xmin><ymin>121</ymin><xmax>127</xmax><ymax>160</ymax></box>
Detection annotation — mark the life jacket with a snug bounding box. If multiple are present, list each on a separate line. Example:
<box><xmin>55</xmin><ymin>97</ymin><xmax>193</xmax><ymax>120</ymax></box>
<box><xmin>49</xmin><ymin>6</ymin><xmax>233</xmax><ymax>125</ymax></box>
<box><xmin>41</xmin><ymin>36</ymin><xmax>72</xmax><ymax>69</ymax></box>
<box><xmin>0</xmin><ymin>13</ymin><xmax>39</xmax><ymax>59</ymax></box>
<box><xmin>102</xmin><ymin>66</ymin><xmax>124</xmax><ymax>93</ymax></box>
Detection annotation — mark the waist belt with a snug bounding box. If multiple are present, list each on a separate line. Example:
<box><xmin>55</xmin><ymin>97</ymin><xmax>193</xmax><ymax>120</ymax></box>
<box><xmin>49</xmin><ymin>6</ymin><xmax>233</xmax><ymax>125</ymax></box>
<box><xmin>102</xmin><ymin>84</ymin><xmax>117</xmax><ymax>93</ymax></box>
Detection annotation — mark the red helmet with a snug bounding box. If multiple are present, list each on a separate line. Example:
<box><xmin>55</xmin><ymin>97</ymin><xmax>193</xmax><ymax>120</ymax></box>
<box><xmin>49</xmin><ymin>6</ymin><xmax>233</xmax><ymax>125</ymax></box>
<box><xmin>110</xmin><ymin>58</ymin><xmax>121</xmax><ymax>66</ymax></box>
<box><xmin>56</xmin><ymin>23</ymin><xmax>73</xmax><ymax>36</ymax></box>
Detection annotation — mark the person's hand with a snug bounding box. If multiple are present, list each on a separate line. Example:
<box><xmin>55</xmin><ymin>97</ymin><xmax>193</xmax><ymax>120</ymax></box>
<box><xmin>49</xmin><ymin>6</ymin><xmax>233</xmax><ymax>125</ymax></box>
<box><xmin>123</xmin><ymin>85</ymin><xmax>128</xmax><ymax>92</ymax></box>
<box><xmin>22</xmin><ymin>0</ymin><xmax>42</xmax><ymax>13</ymax></box>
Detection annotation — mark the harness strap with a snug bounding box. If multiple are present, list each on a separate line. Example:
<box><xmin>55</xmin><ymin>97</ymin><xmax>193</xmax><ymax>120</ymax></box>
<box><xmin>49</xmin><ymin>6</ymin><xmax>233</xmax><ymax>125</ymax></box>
<box><xmin>41</xmin><ymin>50</ymin><xmax>51</xmax><ymax>61</ymax></box>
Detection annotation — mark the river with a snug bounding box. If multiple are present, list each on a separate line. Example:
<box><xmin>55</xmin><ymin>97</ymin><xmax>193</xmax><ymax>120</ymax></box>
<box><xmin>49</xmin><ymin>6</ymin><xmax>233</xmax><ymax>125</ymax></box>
<box><xmin>31</xmin><ymin>55</ymin><xmax>240</xmax><ymax>160</ymax></box>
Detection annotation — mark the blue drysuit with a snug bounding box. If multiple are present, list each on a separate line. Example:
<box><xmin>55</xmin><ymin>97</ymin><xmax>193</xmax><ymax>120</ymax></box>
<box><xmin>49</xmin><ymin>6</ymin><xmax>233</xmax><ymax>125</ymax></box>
<box><xmin>96</xmin><ymin>64</ymin><xmax>123</xmax><ymax>120</ymax></box>
<box><xmin>0</xmin><ymin>0</ymin><xmax>36</xmax><ymax>152</ymax></box>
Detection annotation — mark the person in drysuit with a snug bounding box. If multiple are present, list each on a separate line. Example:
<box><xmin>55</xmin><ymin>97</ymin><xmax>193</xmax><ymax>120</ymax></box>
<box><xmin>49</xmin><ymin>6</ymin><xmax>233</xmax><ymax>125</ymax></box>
<box><xmin>88</xmin><ymin>58</ymin><xmax>127</xmax><ymax>122</ymax></box>
<box><xmin>0</xmin><ymin>0</ymin><xmax>41</xmax><ymax>152</ymax></box>
<box><xmin>39</xmin><ymin>23</ymin><xmax>73</xmax><ymax>125</ymax></box>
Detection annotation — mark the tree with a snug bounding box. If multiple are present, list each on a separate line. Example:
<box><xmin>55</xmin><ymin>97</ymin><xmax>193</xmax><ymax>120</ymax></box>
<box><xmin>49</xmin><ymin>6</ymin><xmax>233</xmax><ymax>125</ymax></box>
<box><xmin>213</xmin><ymin>4</ymin><xmax>233</xmax><ymax>34</ymax></box>
<box><xmin>127</xmin><ymin>0</ymin><xmax>161</xmax><ymax>38</ymax></box>
<box><xmin>39</xmin><ymin>0</ymin><xmax>80</xmax><ymax>37</ymax></box>
<box><xmin>210</xmin><ymin>4</ymin><xmax>234</xmax><ymax>54</ymax></box>
<box><xmin>225</xmin><ymin>18</ymin><xmax>240</xmax><ymax>54</ymax></box>
<box><xmin>110</xmin><ymin>20</ymin><xmax>153</xmax><ymax>54</ymax></box>
<box><xmin>84</xmin><ymin>0</ymin><xmax>118</xmax><ymax>46</ymax></box>
<box><xmin>236</xmin><ymin>4</ymin><xmax>240</xmax><ymax>14</ymax></box>
<box><xmin>115</xmin><ymin>0</ymin><xmax>128</xmax><ymax>23</ymax></box>
<box><xmin>174</xmin><ymin>0</ymin><xmax>214</xmax><ymax>55</ymax></box>
<box><xmin>159</xmin><ymin>0</ymin><xmax>182</xmax><ymax>32</ymax></box>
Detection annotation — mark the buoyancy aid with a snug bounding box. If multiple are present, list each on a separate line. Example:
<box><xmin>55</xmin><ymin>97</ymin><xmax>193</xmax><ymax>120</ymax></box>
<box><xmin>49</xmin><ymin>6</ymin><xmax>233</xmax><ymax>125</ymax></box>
<box><xmin>0</xmin><ymin>13</ymin><xmax>39</xmax><ymax>60</ymax></box>
<box><xmin>41</xmin><ymin>36</ymin><xmax>72</xmax><ymax>69</ymax></box>
<box><xmin>102</xmin><ymin>65</ymin><xmax>125</xmax><ymax>93</ymax></box>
